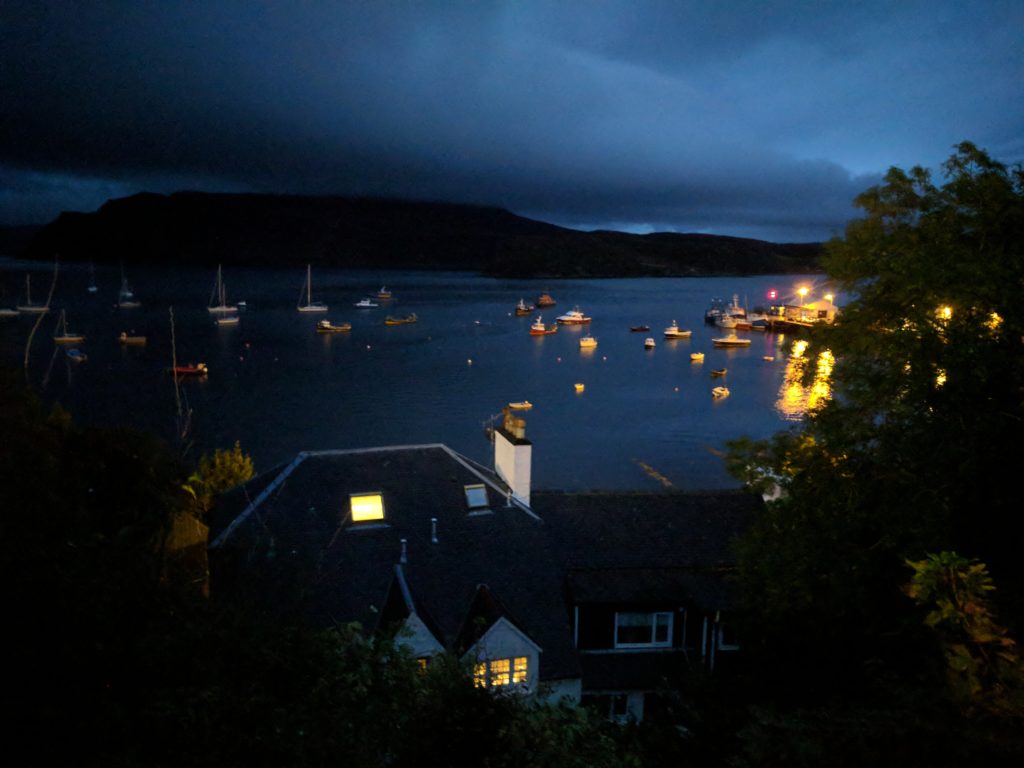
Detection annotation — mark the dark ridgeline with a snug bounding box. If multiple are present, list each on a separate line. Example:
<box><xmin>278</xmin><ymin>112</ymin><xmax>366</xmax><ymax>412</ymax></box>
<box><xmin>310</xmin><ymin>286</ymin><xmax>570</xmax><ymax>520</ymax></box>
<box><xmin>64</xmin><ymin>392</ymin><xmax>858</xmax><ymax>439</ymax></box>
<box><xmin>22</xmin><ymin>191</ymin><xmax>822</xmax><ymax>277</ymax></box>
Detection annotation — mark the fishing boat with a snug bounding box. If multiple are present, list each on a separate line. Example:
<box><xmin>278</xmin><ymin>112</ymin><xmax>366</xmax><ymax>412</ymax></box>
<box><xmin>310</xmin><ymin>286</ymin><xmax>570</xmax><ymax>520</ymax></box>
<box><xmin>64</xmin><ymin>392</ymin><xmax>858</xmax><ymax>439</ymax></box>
<box><xmin>53</xmin><ymin>310</ymin><xmax>85</xmax><ymax>343</ymax></box>
<box><xmin>579</xmin><ymin>335</ymin><xmax>598</xmax><ymax>349</ymax></box>
<box><xmin>537</xmin><ymin>293</ymin><xmax>556</xmax><ymax>307</ymax></box>
<box><xmin>712</xmin><ymin>334</ymin><xmax>752</xmax><ymax>348</ymax></box>
<box><xmin>663</xmin><ymin>321</ymin><xmax>692</xmax><ymax>339</ymax></box>
<box><xmin>711</xmin><ymin>386</ymin><xmax>730</xmax><ymax>398</ymax></box>
<box><xmin>171</xmin><ymin>362</ymin><xmax>209</xmax><ymax>377</ymax></box>
<box><xmin>87</xmin><ymin>263</ymin><xmax>98</xmax><ymax>294</ymax></box>
<box><xmin>690</xmin><ymin>352</ymin><xmax>705</xmax><ymax>362</ymax></box>
<box><xmin>384</xmin><ymin>313</ymin><xmax>417</xmax><ymax>325</ymax></box>
<box><xmin>630</xmin><ymin>325</ymin><xmax>650</xmax><ymax>332</ymax></box>
<box><xmin>529</xmin><ymin>316</ymin><xmax>557</xmax><ymax>335</ymax></box>
<box><xmin>316</xmin><ymin>319</ymin><xmax>352</xmax><ymax>333</ymax></box>
<box><xmin>515</xmin><ymin>298</ymin><xmax>535</xmax><ymax>316</ymax></box>
<box><xmin>354</xmin><ymin>297</ymin><xmax>379</xmax><ymax>308</ymax></box>
<box><xmin>118</xmin><ymin>331</ymin><xmax>147</xmax><ymax>345</ymax></box>
<box><xmin>556</xmin><ymin>307</ymin><xmax>591</xmax><ymax>324</ymax></box>
<box><xmin>66</xmin><ymin>348</ymin><xmax>87</xmax><ymax>363</ymax></box>
<box><xmin>508</xmin><ymin>401</ymin><xmax>533</xmax><ymax>410</ymax></box>
<box><xmin>376</xmin><ymin>286</ymin><xmax>393</xmax><ymax>299</ymax></box>
<box><xmin>297</xmin><ymin>265</ymin><xmax>329</xmax><ymax>312</ymax></box>
<box><xmin>16</xmin><ymin>275</ymin><xmax>49</xmax><ymax>313</ymax></box>
<box><xmin>208</xmin><ymin>265</ymin><xmax>239</xmax><ymax>314</ymax></box>
<box><xmin>644</xmin><ymin>337</ymin><xmax>655</xmax><ymax>349</ymax></box>
<box><xmin>710</xmin><ymin>368</ymin><xmax>727</xmax><ymax>377</ymax></box>
<box><xmin>215</xmin><ymin>315</ymin><xmax>240</xmax><ymax>326</ymax></box>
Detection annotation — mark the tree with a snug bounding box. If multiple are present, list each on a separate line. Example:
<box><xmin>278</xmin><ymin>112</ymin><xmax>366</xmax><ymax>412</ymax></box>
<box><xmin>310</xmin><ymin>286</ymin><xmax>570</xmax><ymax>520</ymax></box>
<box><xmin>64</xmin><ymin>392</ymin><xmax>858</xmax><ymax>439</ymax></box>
<box><xmin>184</xmin><ymin>440</ymin><xmax>255</xmax><ymax>517</ymax></box>
<box><xmin>727</xmin><ymin>142</ymin><xmax>1024</xmax><ymax>686</ymax></box>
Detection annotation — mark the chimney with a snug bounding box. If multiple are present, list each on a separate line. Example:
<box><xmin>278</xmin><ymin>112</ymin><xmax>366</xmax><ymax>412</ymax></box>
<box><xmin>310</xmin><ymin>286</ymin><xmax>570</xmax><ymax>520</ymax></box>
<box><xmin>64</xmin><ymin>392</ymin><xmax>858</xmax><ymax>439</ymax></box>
<box><xmin>430</xmin><ymin>517</ymin><xmax>438</xmax><ymax>544</ymax></box>
<box><xmin>493</xmin><ymin>408</ymin><xmax>532</xmax><ymax>506</ymax></box>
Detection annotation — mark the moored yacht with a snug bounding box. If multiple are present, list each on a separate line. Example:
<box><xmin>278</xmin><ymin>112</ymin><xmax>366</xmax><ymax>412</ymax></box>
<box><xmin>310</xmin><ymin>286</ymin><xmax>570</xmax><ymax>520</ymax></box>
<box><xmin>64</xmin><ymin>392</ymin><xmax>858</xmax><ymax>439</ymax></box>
<box><xmin>556</xmin><ymin>307</ymin><xmax>591</xmax><ymax>324</ymax></box>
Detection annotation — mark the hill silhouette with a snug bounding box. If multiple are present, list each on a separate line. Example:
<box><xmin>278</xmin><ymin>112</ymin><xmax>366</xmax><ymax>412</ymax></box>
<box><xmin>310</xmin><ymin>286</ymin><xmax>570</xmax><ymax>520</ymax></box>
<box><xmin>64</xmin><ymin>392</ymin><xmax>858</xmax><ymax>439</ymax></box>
<box><xmin>23</xmin><ymin>192</ymin><xmax>822</xmax><ymax>277</ymax></box>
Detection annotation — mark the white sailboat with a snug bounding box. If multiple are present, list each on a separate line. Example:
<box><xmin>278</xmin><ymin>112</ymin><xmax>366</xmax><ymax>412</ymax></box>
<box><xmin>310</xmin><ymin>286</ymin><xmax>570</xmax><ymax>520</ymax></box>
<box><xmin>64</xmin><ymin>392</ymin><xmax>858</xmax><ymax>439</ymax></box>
<box><xmin>207</xmin><ymin>264</ymin><xmax>239</xmax><ymax>314</ymax></box>
<box><xmin>297</xmin><ymin>264</ymin><xmax>328</xmax><ymax>312</ymax></box>
<box><xmin>117</xmin><ymin>265</ymin><xmax>141</xmax><ymax>309</ymax></box>
<box><xmin>87</xmin><ymin>263</ymin><xmax>98</xmax><ymax>293</ymax></box>
<box><xmin>16</xmin><ymin>274</ymin><xmax>49</xmax><ymax>313</ymax></box>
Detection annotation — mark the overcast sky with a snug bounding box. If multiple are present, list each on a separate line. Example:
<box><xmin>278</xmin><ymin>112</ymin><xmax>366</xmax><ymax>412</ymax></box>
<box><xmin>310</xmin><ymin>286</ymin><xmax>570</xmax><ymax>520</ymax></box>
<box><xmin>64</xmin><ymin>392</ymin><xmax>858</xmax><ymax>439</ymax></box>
<box><xmin>2</xmin><ymin>1</ymin><xmax>1021</xmax><ymax>240</ymax></box>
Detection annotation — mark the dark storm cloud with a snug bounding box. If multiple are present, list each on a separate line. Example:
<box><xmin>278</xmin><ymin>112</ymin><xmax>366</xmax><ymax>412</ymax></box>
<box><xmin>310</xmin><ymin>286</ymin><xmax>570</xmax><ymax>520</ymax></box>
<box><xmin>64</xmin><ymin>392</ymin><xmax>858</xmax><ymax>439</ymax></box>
<box><xmin>2</xmin><ymin>1</ymin><xmax>1021</xmax><ymax>240</ymax></box>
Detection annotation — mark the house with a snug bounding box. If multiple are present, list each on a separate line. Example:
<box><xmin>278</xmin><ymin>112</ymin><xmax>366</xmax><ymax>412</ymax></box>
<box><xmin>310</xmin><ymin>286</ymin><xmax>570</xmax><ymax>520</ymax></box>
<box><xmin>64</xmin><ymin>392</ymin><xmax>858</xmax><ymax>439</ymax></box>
<box><xmin>209</xmin><ymin>410</ymin><xmax>760</xmax><ymax>720</ymax></box>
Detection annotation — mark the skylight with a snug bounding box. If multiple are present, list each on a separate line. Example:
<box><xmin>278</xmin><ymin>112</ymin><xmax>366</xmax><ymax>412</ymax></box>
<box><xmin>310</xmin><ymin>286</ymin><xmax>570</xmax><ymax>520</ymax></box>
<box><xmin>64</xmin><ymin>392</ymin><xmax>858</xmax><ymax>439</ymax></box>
<box><xmin>464</xmin><ymin>484</ymin><xmax>489</xmax><ymax>510</ymax></box>
<box><xmin>350</xmin><ymin>492</ymin><xmax>384</xmax><ymax>522</ymax></box>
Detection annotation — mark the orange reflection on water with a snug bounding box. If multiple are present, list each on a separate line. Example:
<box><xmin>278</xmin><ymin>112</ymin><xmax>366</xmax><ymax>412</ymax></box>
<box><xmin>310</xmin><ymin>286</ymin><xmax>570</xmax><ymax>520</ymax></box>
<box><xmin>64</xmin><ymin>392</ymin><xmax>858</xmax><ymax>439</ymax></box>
<box><xmin>775</xmin><ymin>342</ymin><xmax>833</xmax><ymax>421</ymax></box>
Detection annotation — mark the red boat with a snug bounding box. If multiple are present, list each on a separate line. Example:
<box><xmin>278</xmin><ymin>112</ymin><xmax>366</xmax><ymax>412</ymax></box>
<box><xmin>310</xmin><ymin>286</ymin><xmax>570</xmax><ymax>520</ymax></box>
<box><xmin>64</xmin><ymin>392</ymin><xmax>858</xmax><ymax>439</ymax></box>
<box><xmin>536</xmin><ymin>293</ymin><xmax>556</xmax><ymax>307</ymax></box>
<box><xmin>171</xmin><ymin>362</ymin><xmax>209</xmax><ymax>377</ymax></box>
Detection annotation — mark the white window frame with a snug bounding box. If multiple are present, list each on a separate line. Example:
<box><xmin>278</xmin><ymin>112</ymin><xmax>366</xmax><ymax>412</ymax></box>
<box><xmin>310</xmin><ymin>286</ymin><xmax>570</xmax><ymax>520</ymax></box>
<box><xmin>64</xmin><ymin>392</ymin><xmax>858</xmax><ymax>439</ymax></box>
<box><xmin>613</xmin><ymin>611</ymin><xmax>673</xmax><ymax>649</ymax></box>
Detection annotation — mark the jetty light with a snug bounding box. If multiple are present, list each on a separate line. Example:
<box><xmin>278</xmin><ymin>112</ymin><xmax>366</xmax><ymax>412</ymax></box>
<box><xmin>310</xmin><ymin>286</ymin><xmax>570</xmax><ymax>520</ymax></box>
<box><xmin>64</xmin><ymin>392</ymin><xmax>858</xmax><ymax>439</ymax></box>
<box><xmin>797</xmin><ymin>286</ymin><xmax>809</xmax><ymax>303</ymax></box>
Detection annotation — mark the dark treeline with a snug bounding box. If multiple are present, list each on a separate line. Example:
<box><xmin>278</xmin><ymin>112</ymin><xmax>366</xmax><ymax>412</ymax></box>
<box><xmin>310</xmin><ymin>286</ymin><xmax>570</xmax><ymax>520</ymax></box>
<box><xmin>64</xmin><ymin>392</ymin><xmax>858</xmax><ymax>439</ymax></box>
<box><xmin>21</xmin><ymin>192</ymin><xmax>822</xmax><ymax>277</ymax></box>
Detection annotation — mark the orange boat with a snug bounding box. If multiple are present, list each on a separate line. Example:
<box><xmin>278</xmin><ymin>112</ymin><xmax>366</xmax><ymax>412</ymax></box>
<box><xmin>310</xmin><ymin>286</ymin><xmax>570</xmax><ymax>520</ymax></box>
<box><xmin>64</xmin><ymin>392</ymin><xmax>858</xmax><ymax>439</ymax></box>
<box><xmin>536</xmin><ymin>293</ymin><xmax>556</xmax><ymax>307</ymax></box>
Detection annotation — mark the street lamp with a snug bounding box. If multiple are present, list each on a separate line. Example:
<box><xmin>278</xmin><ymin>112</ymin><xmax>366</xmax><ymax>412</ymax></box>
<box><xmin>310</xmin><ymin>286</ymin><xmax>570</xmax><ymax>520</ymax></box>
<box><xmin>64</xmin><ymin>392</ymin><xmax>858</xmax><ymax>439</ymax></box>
<box><xmin>825</xmin><ymin>293</ymin><xmax>834</xmax><ymax>309</ymax></box>
<box><xmin>797</xmin><ymin>286</ymin><xmax>809</xmax><ymax>304</ymax></box>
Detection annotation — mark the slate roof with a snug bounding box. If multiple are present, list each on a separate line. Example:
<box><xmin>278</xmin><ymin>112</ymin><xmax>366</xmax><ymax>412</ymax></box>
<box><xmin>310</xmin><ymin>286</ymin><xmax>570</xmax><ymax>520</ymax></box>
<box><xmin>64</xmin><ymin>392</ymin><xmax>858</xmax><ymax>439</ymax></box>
<box><xmin>210</xmin><ymin>444</ymin><xmax>579</xmax><ymax>681</ymax></box>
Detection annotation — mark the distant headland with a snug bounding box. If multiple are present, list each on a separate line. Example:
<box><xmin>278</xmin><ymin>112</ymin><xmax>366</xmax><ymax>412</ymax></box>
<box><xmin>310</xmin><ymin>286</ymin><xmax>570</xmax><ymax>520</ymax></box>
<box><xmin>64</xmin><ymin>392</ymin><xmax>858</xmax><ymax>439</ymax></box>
<box><xmin>16</xmin><ymin>192</ymin><xmax>822</xmax><ymax>277</ymax></box>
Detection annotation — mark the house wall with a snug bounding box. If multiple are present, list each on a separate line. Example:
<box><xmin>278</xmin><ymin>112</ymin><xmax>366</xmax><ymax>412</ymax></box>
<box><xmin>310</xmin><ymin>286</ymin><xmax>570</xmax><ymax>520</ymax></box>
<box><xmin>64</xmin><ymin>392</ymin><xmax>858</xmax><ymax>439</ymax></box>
<box><xmin>539</xmin><ymin>678</ymin><xmax>582</xmax><ymax>704</ymax></box>
<box><xmin>399</xmin><ymin>614</ymin><xmax>445</xmax><ymax>658</ymax></box>
<box><xmin>466</xmin><ymin>618</ymin><xmax>541</xmax><ymax>692</ymax></box>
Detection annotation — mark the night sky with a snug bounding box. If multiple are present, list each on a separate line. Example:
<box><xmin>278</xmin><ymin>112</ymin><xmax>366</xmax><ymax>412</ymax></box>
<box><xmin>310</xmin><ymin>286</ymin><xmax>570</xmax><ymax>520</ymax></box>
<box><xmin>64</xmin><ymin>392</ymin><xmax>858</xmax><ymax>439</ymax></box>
<box><xmin>2</xmin><ymin>1</ymin><xmax>1021</xmax><ymax>241</ymax></box>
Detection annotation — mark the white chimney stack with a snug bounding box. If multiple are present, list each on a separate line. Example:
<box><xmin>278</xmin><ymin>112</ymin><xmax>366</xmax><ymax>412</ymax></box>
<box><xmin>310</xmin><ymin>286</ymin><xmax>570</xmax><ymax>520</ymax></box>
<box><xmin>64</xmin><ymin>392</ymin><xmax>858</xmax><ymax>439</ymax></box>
<box><xmin>494</xmin><ymin>409</ymin><xmax>532</xmax><ymax>506</ymax></box>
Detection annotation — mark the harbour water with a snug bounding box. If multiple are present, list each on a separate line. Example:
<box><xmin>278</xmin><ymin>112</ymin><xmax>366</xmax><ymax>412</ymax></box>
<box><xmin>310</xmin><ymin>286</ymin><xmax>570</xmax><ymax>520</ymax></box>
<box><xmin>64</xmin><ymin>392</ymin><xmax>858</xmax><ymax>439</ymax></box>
<box><xmin>0</xmin><ymin>260</ymin><xmax>832</xmax><ymax>490</ymax></box>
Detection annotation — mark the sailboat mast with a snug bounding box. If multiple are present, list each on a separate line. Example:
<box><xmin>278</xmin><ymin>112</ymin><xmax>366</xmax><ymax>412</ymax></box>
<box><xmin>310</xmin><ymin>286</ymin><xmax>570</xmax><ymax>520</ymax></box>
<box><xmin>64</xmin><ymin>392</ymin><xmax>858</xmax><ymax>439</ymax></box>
<box><xmin>307</xmin><ymin>264</ymin><xmax>312</xmax><ymax>305</ymax></box>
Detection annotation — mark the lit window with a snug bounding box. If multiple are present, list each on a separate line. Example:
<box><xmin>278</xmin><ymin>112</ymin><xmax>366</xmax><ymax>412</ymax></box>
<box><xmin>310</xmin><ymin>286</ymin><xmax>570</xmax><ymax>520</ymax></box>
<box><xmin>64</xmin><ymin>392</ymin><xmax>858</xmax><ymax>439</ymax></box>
<box><xmin>474</xmin><ymin>662</ymin><xmax>487</xmax><ymax>688</ymax></box>
<box><xmin>464</xmin><ymin>483</ymin><xmax>489</xmax><ymax>510</ymax></box>
<box><xmin>512</xmin><ymin>656</ymin><xmax>527</xmax><ymax>684</ymax></box>
<box><xmin>350</xmin><ymin>492</ymin><xmax>384</xmax><ymax>522</ymax></box>
<box><xmin>474</xmin><ymin>657</ymin><xmax>529</xmax><ymax>689</ymax></box>
<box><xmin>614</xmin><ymin>612</ymin><xmax>673</xmax><ymax>648</ymax></box>
<box><xmin>490</xmin><ymin>658</ymin><xmax>510</xmax><ymax>687</ymax></box>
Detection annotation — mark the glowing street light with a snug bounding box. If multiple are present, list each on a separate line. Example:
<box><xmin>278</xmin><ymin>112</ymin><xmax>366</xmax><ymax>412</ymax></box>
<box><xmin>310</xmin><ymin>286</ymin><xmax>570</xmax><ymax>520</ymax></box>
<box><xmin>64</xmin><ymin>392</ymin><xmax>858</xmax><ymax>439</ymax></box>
<box><xmin>797</xmin><ymin>286</ymin><xmax>809</xmax><ymax>304</ymax></box>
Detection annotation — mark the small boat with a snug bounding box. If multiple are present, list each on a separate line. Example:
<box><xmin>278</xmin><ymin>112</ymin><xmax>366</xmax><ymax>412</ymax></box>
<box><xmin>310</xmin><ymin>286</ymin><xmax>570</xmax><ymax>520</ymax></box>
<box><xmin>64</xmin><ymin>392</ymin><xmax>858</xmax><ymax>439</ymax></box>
<box><xmin>712</xmin><ymin>386</ymin><xmax>730</xmax><ymax>398</ymax></box>
<box><xmin>763</xmin><ymin>355</ymin><xmax>775</xmax><ymax>362</ymax></box>
<box><xmin>376</xmin><ymin>286</ymin><xmax>393</xmax><ymax>299</ymax></box>
<box><xmin>690</xmin><ymin>352</ymin><xmax>705</xmax><ymax>362</ymax></box>
<box><xmin>530</xmin><ymin>316</ymin><xmax>558</xmax><ymax>335</ymax></box>
<box><xmin>515</xmin><ymin>298</ymin><xmax>535</xmax><ymax>316</ymax></box>
<box><xmin>87</xmin><ymin>263</ymin><xmax>98</xmax><ymax>294</ymax></box>
<box><xmin>630</xmin><ymin>325</ymin><xmax>650</xmax><ymax>332</ymax></box>
<box><xmin>118</xmin><ymin>331</ymin><xmax>147</xmax><ymax>345</ymax></box>
<box><xmin>384</xmin><ymin>313</ymin><xmax>417</xmax><ymax>325</ymax></box>
<box><xmin>0</xmin><ymin>307</ymin><xmax>20</xmax><ymax>318</ymax></box>
<box><xmin>236</xmin><ymin>300</ymin><xmax>248</xmax><ymax>309</ymax></box>
<box><xmin>215</xmin><ymin>315</ymin><xmax>240</xmax><ymax>326</ymax></box>
<box><xmin>171</xmin><ymin>362</ymin><xmax>209</xmax><ymax>377</ymax></box>
<box><xmin>644</xmin><ymin>338</ymin><xmax>655</xmax><ymax>349</ymax></box>
<box><xmin>116</xmin><ymin>265</ymin><xmax>141</xmax><ymax>309</ymax></box>
<box><xmin>317</xmin><ymin>319</ymin><xmax>352</xmax><ymax>333</ymax></box>
<box><xmin>16</xmin><ymin>275</ymin><xmax>49</xmax><ymax>314</ymax></box>
<box><xmin>712</xmin><ymin>334</ymin><xmax>752</xmax><ymax>348</ymax></box>
<box><xmin>556</xmin><ymin>307</ymin><xmax>591</xmax><ymax>324</ymax></box>
<box><xmin>53</xmin><ymin>310</ymin><xmax>85</xmax><ymax>344</ymax></box>
<box><xmin>710</xmin><ymin>368</ymin><xmax>727</xmax><ymax>377</ymax></box>
<box><xmin>297</xmin><ymin>265</ymin><xmax>328</xmax><ymax>312</ymax></box>
<box><xmin>537</xmin><ymin>293</ymin><xmax>556</xmax><ymax>307</ymax></box>
<box><xmin>354</xmin><ymin>298</ymin><xmax>380</xmax><ymax>308</ymax></box>
<box><xmin>574</xmin><ymin>383</ymin><xmax>585</xmax><ymax>393</ymax></box>
<box><xmin>663</xmin><ymin>321</ymin><xmax>692</xmax><ymax>339</ymax></box>
<box><xmin>579</xmin><ymin>335</ymin><xmax>598</xmax><ymax>349</ymax></box>
<box><xmin>508</xmin><ymin>401</ymin><xmax>533</xmax><ymax>410</ymax></box>
<box><xmin>66</xmin><ymin>348</ymin><xmax>87</xmax><ymax>363</ymax></box>
<box><xmin>208</xmin><ymin>264</ymin><xmax>239</xmax><ymax>314</ymax></box>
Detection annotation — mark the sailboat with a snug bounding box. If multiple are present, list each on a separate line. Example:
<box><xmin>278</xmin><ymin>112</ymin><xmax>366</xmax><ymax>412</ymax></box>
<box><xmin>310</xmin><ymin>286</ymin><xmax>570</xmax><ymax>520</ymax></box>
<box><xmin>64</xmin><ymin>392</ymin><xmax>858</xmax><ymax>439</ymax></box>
<box><xmin>297</xmin><ymin>264</ymin><xmax>328</xmax><ymax>312</ymax></box>
<box><xmin>53</xmin><ymin>309</ymin><xmax>85</xmax><ymax>343</ymax></box>
<box><xmin>87</xmin><ymin>263</ymin><xmax>98</xmax><ymax>293</ymax></box>
<box><xmin>16</xmin><ymin>275</ymin><xmax>50</xmax><ymax>313</ymax></box>
<box><xmin>117</xmin><ymin>265</ymin><xmax>141</xmax><ymax>308</ymax></box>
<box><xmin>207</xmin><ymin>264</ymin><xmax>239</xmax><ymax>314</ymax></box>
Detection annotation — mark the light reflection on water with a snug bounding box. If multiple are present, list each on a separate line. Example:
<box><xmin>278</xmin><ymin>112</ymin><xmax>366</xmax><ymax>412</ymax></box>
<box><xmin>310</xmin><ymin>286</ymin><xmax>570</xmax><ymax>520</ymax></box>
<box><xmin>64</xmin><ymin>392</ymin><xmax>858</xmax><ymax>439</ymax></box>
<box><xmin>1</xmin><ymin>260</ymin><xmax>828</xmax><ymax>490</ymax></box>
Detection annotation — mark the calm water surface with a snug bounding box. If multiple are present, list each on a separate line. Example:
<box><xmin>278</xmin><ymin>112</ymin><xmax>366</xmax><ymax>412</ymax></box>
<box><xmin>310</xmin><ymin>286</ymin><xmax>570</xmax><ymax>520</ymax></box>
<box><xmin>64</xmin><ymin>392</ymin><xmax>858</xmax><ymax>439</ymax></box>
<box><xmin>1</xmin><ymin>260</ymin><xmax>830</xmax><ymax>490</ymax></box>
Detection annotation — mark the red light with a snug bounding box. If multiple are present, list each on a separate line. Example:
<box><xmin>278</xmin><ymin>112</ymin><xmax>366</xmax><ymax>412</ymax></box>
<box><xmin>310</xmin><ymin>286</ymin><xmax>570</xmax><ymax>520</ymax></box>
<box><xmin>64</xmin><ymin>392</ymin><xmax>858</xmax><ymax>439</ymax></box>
<box><xmin>768</xmin><ymin>289</ymin><xmax>777</xmax><ymax>300</ymax></box>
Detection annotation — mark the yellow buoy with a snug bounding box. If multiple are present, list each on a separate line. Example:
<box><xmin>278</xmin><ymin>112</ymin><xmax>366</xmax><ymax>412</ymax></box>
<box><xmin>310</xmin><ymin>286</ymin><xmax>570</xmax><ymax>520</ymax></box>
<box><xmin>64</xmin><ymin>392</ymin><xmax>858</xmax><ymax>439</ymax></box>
<box><xmin>574</xmin><ymin>382</ymin><xmax>585</xmax><ymax>393</ymax></box>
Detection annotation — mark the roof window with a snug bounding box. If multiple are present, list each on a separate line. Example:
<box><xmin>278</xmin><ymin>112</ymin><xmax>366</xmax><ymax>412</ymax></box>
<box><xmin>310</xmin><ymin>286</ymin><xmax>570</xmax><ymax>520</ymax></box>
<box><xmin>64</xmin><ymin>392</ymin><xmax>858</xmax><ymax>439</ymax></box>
<box><xmin>464</xmin><ymin>483</ymin><xmax>489</xmax><ymax>511</ymax></box>
<box><xmin>350</xmin><ymin>492</ymin><xmax>385</xmax><ymax>522</ymax></box>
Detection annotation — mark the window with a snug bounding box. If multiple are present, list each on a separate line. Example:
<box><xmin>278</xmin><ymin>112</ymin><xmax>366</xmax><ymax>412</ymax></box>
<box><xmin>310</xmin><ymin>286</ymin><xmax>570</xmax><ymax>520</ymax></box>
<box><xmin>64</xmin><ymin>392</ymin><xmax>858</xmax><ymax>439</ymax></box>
<box><xmin>582</xmin><ymin>694</ymin><xmax>630</xmax><ymax>722</ymax></box>
<box><xmin>473</xmin><ymin>656</ymin><xmax>528</xmax><ymax>689</ymax></box>
<box><xmin>350</xmin><ymin>492</ymin><xmax>384</xmax><ymax>522</ymax></box>
<box><xmin>464</xmin><ymin>483</ymin><xmax>489</xmax><ymax>510</ymax></box>
<box><xmin>614</xmin><ymin>611</ymin><xmax>673</xmax><ymax>648</ymax></box>
<box><xmin>717</xmin><ymin>624</ymin><xmax>740</xmax><ymax>651</ymax></box>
